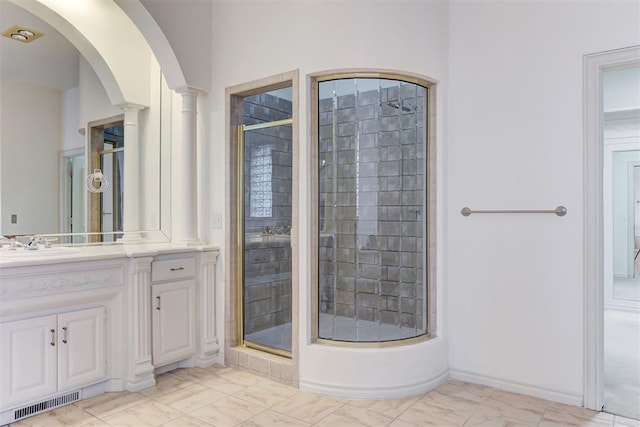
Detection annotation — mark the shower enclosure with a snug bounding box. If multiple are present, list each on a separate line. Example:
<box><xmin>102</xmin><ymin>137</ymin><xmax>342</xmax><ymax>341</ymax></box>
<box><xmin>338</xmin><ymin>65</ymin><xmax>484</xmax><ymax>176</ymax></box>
<box><xmin>315</xmin><ymin>74</ymin><xmax>429</xmax><ymax>343</ymax></box>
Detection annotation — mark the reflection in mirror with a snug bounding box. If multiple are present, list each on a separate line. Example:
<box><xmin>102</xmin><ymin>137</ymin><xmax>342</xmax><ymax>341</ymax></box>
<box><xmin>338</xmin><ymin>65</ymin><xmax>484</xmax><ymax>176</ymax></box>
<box><xmin>0</xmin><ymin>1</ymin><xmax>168</xmax><ymax>244</ymax></box>
<box><xmin>61</xmin><ymin>149</ymin><xmax>86</xmax><ymax>244</ymax></box>
<box><xmin>88</xmin><ymin>118</ymin><xmax>125</xmax><ymax>243</ymax></box>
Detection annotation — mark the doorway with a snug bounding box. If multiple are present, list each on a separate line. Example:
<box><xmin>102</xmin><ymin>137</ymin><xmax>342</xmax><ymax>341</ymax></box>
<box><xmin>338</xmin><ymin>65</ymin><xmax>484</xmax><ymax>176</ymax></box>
<box><xmin>230</xmin><ymin>81</ymin><xmax>295</xmax><ymax>358</ymax></box>
<box><xmin>87</xmin><ymin>116</ymin><xmax>124</xmax><ymax>242</ymax></box>
<box><xmin>226</xmin><ymin>71</ymin><xmax>299</xmax><ymax>384</ymax></box>
<box><xmin>61</xmin><ymin>149</ymin><xmax>85</xmax><ymax>244</ymax></box>
<box><xmin>585</xmin><ymin>47</ymin><xmax>640</xmax><ymax>418</ymax></box>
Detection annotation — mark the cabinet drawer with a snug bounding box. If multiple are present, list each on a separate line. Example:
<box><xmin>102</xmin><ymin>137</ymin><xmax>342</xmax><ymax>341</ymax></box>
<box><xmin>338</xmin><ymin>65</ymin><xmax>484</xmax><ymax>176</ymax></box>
<box><xmin>151</xmin><ymin>257</ymin><xmax>196</xmax><ymax>282</ymax></box>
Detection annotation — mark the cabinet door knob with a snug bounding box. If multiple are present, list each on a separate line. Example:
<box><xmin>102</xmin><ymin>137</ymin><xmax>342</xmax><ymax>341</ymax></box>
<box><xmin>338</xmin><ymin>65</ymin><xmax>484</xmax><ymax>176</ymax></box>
<box><xmin>62</xmin><ymin>326</ymin><xmax>68</xmax><ymax>344</ymax></box>
<box><xmin>50</xmin><ymin>329</ymin><xmax>56</xmax><ymax>346</ymax></box>
<box><xmin>156</xmin><ymin>296</ymin><xmax>161</xmax><ymax>310</ymax></box>
<box><xmin>170</xmin><ymin>267</ymin><xmax>184</xmax><ymax>272</ymax></box>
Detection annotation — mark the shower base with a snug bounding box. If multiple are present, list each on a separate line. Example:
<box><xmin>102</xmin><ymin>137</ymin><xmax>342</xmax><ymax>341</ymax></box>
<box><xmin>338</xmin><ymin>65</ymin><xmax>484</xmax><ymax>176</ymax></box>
<box><xmin>319</xmin><ymin>314</ymin><xmax>423</xmax><ymax>342</ymax></box>
<box><xmin>245</xmin><ymin>321</ymin><xmax>292</xmax><ymax>352</ymax></box>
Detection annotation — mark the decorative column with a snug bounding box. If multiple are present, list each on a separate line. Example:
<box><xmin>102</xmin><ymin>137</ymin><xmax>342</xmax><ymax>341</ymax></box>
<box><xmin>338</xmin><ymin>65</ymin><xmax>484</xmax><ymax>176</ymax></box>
<box><xmin>119</xmin><ymin>103</ymin><xmax>146</xmax><ymax>242</ymax></box>
<box><xmin>174</xmin><ymin>87</ymin><xmax>205</xmax><ymax>245</ymax></box>
<box><xmin>126</xmin><ymin>256</ymin><xmax>155</xmax><ymax>391</ymax></box>
<box><xmin>195</xmin><ymin>249</ymin><xmax>220</xmax><ymax>367</ymax></box>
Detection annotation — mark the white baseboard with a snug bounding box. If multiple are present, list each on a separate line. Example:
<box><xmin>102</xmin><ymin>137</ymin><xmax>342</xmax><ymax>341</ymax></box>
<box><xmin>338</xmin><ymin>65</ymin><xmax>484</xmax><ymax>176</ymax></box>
<box><xmin>299</xmin><ymin>369</ymin><xmax>449</xmax><ymax>399</ymax></box>
<box><xmin>449</xmin><ymin>368</ymin><xmax>582</xmax><ymax>407</ymax></box>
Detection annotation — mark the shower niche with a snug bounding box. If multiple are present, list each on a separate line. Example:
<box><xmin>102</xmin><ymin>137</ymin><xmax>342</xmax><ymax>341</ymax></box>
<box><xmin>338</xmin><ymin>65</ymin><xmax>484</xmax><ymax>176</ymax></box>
<box><xmin>314</xmin><ymin>73</ymin><xmax>432</xmax><ymax>344</ymax></box>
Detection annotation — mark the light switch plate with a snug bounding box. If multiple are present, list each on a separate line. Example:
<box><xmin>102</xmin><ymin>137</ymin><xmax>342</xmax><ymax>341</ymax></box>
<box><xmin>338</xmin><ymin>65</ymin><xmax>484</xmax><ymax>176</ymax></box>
<box><xmin>212</xmin><ymin>213</ymin><xmax>222</xmax><ymax>229</ymax></box>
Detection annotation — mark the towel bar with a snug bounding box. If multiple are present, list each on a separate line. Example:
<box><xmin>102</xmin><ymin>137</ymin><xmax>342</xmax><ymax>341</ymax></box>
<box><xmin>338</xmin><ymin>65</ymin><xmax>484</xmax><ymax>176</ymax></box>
<box><xmin>460</xmin><ymin>206</ymin><xmax>567</xmax><ymax>217</ymax></box>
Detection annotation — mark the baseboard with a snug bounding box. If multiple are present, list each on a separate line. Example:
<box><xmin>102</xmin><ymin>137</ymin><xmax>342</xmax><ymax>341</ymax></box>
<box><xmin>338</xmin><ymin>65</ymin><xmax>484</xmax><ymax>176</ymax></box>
<box><xmin>449</xmin><ymin>368</ymin><xmax>582</xmax><ymax>406</ymax></box>
<box><xmin>299</xmin><ymin>369</ymin><xmax>449</xmax><ymax>399</ymax></box>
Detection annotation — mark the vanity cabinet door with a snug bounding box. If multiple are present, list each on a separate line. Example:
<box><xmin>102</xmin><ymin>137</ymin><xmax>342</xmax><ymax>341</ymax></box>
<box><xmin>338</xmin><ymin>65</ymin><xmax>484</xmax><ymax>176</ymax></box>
<box><xmin>57</xmin><ymin>307</ymin><xmax>106</xmax><ymax>391</ymax></box>
<box><xmin>151</xmin><ymin>280</ymin><xmax>196</xmax><ymax>366</ymax></box>
<box><xmin>0</xmin><ymin>315</ymin><xmax>57</xmax><ymax>408</ymax></box>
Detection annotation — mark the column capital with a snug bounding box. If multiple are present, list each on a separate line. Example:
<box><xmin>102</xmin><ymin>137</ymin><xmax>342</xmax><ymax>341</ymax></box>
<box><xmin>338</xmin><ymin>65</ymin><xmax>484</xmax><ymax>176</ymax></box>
<box><xmin>175</xmin><ymin>85</ymin><xmax>208</xmax><ymax>96</ymax></box>
<box><xmin>116</xmin><ymin>102</ymin><xmax>147</xmax><ymax>112</ymax></box>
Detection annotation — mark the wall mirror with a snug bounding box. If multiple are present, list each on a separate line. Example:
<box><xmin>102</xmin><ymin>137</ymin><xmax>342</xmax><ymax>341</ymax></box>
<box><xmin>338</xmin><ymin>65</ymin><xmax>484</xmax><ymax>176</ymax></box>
<box><xmin>0</xmin><ymin>0</ymin><xmax>171</xmax><ymax>244</ymax></box>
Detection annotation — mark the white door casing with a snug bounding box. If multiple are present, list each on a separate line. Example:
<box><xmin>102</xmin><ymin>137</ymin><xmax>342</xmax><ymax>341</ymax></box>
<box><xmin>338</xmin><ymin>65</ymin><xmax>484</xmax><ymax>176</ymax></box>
<box><xmin>584</xmin><ymin>45</ymin><xmax>640</xmax><ymax>410</ymax></box>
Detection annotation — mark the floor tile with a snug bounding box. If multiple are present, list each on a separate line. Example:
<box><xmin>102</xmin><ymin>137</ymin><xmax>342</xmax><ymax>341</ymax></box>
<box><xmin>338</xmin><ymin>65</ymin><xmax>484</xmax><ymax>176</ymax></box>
<box><xmin>190</xmin><ymin>395</ymin><xmax>265</xmax><ymax>426</ymax></box>
<box><xmin>271</xmin><ymin>391</ymin><xmax>347</xmax><ymax>424</ymax></box>
<box><xmin>198</xmin><ymin>369</ymin><xmax>262</xmax><ymax>394</ymax></box>
<box><xmin>541</xmin><ymin>401</ymin><xmax>616</xmax><ymax>426</ymax></box>
<box><xmin>421</xmin><ymin>389</ymin><xmax>491</xmax><ymax>419</ymax></box>
<box><xmin>100</xmin><ymin>400</ymin><xmax>181</xmax><ymax>426</ymax></box>
<box><xmin>232</xmin><ymin>381</ymin><xmax>300</xmax><ymax>408</ymax></box>
<box><xmin>477</xmin><ymin>393</ymin><xmax>545</xmax><ymax>425</ymax></box>
<box><xmin>389</xmin><ymin>419</ymin><xmax>422</xmax><ymax>427</ymax></box>
<box><xmin>314</xmin><ymin>404</ymin><xmax>394</xmax><ymax>426</ymax></box>
<box><xmin>238</xmin><ymin>409</ymin><xmax>311</xmax><ymax>426</ymax></box>
<box><xmin>398</xmin><ymin>398</ymin><xmax>470</xmax><ymax>426</ymax></box>
<box><xmin>74</xmin><ymin>391</ymin><xmax>150</xmax><ymax>418</ymax></box>
<box><xmin>464</xmin><ymin>412</ymin><xmax>537</xmax><ymax>426</ymax></box>
<box><xmin>139</xmin><ymin>370</ymin><xmax>196</xmax><ymax>398</ymax></box>
<box><xmin>155</xmin><ymin>382</ymin><xmax>227</xmax><ymax>412</ymax></box>
<box><xmin>8</xmin><ymin>366</ymin><xmax>639</xmax><ymax>427</ymax></box>
<box><xmin>162</xmin><ymin>415</ymin><xmax>214</xmax><ymax>426</ymax></box>
<box><xmin>349</xmin><ymin>394</ymin><xmax>422</xmax><ymax>418</ymax></box>
<box><xmin>170</xmin><ymin>366</ymin><xmax>219</xmax><ymax>383</ymax></box>
<box><xmin>615</xmin><ymin>415</ymin><xmax>640</xmax><ymax>426</ymax></box>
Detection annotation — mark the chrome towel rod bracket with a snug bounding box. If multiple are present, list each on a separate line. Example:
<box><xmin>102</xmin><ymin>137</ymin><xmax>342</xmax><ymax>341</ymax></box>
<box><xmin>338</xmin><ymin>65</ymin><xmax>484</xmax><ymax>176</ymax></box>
<box><xmin>460</xmin><ymin>206</ymin><xmax>567</xmax><ymax>217</ymax></box>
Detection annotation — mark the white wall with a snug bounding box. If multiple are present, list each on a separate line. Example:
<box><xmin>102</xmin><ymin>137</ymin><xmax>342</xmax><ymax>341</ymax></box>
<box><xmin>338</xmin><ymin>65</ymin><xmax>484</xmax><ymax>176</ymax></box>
<box><xmin>62</xmin><ymin>87</ymin><xmax>85</xmax><ymax>152</ymax></box>
<box><xmin>207</xmin><ymin>0</ymin><xmax>450</xmax><ymax>396</ymax></box>
<box><xmin>0</xmin><ymin>81</ymin><xmax>60</xmax><ymax>235</ymax></box>
<box><xmin>447</xmin><ymin>0</ymin><xmax>640</xmax><ymax>403</ymax></box>
<box><xmin>79</xmin><ymin>57</ymin><xmax>121</xmax><ymax>126</ymax></box>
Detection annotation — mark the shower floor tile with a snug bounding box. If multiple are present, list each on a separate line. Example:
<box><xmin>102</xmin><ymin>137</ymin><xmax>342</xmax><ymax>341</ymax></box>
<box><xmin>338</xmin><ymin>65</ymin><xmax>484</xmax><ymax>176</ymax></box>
<box><xmin>245</xmin><ymin>321</ymin><xmax>292</xmax><ymax>352</ymax></box>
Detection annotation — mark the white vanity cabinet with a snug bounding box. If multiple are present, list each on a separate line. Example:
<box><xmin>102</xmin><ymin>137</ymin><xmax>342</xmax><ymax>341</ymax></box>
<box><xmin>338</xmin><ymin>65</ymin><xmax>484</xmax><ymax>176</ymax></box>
<box><xmin>0</xmin><ymin>245</ymin><xmax>219</xmax><ymax>424</ymax></box>
<box><xmin>151</xmin><ymin>256</ymin><xmax>197</xmax><ymax>367</ymax></box>
<box><xmin>0</xmin><ymin>307</ymin><xmax>106</xmax><ymax>408</ymax></box>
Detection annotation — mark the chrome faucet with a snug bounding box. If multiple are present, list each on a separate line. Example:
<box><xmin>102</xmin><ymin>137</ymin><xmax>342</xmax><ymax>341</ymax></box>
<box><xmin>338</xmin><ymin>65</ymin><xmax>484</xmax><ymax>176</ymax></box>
<box><xmin>24</xmin><ymin>236</ymin><xmax>40</xmax><ymax>250</ymax></box>
<box><xmin>1</xmin><ymin>236</ymin><xmax>23</xmax><ymax>250</ymax></box>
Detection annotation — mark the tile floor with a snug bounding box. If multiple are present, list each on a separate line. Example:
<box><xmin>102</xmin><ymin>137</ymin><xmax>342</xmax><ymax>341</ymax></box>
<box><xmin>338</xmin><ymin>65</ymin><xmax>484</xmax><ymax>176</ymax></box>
<box><xmin>604</xmin><ymin>308</ymin><xmax>640</xmax><ymax>420</ymax></box>
<box><xmin>8</xmin><ymin>365</ymin><xmax>640</xmax><ymax>426</ymax></box>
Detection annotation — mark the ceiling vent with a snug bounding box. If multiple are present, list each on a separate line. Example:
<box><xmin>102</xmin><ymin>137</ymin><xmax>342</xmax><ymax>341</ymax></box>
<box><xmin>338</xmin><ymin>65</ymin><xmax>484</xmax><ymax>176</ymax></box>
<box><xmin>2</xmin><ymin>25</ymin><xmax>43</xmax><ymax>43</ymax></box>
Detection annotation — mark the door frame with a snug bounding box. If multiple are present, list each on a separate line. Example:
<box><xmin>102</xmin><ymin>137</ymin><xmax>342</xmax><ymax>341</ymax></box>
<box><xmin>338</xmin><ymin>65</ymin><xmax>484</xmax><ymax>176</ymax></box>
<box><xmin>224</xmin><ymin>70</ymin><xmax>300</xmax><ymax>384</ymax></box>
<box><xmin>60</xmin><ymin>148</ymin><xmax>85</xmax><ymax>236</ymax></box>
<box><xmin>584</xmin><ymin>45</ymin><xmax>640</xmax><ymax>410</ymax></box>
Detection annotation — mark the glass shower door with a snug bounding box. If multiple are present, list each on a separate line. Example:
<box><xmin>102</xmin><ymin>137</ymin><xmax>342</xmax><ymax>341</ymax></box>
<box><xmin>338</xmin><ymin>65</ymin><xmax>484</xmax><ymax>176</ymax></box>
<box><xmin>239</xmin><ymin>118</ymin><xmax>293</xmax><ymax>356</ymax></box>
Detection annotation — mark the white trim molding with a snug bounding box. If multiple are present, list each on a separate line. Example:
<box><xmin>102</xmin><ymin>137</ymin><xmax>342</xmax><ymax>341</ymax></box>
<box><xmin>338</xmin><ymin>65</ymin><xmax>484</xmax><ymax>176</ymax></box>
<box><xmin>300</xmin><ymin>370</ymin><xmax>449</xmax><ymax>400</ymax></box>
<box><xmin>583</xmin><ymin>45</ymin><xmax>640</xmax><ymax>411</ymax></box>
<box><xmin>449</xmin><ymin>369</ymin><xmax>582</xmax><ymax>407</ymax></box>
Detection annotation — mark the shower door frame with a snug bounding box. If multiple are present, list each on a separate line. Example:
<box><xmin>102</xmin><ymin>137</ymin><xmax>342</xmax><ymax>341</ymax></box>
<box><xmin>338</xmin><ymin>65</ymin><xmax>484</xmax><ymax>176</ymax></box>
<box><xmin>236</xmin><ymin>119</ymin><xmax>294</xmax><ymax>358</ymax></box>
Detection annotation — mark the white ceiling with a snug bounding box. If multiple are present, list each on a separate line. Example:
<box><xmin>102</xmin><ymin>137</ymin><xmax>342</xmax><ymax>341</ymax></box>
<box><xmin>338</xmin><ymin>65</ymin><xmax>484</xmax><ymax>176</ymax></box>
<box><xmin>0</xmin><ymin>0</ymin><xmax>79</xmax><ymax>92</ymax></box>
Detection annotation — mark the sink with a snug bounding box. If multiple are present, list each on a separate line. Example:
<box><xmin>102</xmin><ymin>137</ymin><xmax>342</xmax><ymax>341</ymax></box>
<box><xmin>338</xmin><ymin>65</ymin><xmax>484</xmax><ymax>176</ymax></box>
<box><xmin>0</xmin><ymin>247</ymin><xmax>80</xmax><ymax>258</ymax></box>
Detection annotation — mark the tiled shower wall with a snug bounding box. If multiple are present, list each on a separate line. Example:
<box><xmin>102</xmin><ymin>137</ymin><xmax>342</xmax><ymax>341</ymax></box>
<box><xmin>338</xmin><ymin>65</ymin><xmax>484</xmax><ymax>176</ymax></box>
<box><xmin>243</xmin><ymin>93</ymin><xmax>293</xmax><ymax>234</ymax></box>
<box><xmin>318</xmin><ymin>83</ymin><xmax>427</xmax><ymax>333</ymax></box>
<box><xmin>242</xmin><ymin>93</ymin><xmax>292</xmax><ymax>335</ymax></box>
<box><xmin>244</xmin><ymin>239</ymin><xmax>291</xmax><ymax>335</ymax></box>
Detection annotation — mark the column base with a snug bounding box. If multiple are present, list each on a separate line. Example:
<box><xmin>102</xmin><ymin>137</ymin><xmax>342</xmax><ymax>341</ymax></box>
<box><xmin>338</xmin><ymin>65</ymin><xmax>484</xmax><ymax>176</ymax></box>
<box><xmin>175</xmin><ymin>238</ymin><xmax>206</xmax><ymax>246</ymax></box>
